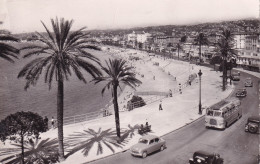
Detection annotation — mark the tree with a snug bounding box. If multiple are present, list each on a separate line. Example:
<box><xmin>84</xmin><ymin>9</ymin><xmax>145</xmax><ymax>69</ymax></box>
<box><xmin>17</xmin><ymin>18</ymin><xmax>102</xmax><ymax>161</ymax></box>
<box><xmin>0</xmin><ymin>32</ymin><xmax>19</xmax><ymax>63</ymax></box>
<box><xmin>180</xmin><ymin>35</ymin><xmax>187</xmax><ymax>43</ymax></box>
<box><xmin>194</xmin><ymin>33</ymin><xmax>209</xmax><ymax>64</ymax></box>
<box><xmin>0</xmin><ymin>111</ymin><xmax>47</xmax><ymax>164</ymax></box>
<box><xmin>210</xmin><ymin>55</ymin><xmax>222</xmax><ymax>70</ymax></box>
<box><xmin>93</xmin><ymin>59</ymin><xmax>142</xmax><ymax>139</ymax></box>
<box><xmin>176</xmin><ymin>43</ymin><xmax>183</xmax><ymax>60</ymax></box>
<box><xmin>215</xmin><ymin>29</ymin><xmax>237</xmax><ymax>91</ymax></box>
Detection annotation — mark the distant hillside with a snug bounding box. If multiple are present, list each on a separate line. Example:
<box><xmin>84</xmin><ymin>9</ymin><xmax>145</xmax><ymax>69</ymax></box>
<box><xmin>87</xmin><ymin>18</ymin><xmax>260</xmax><ymax>36</ymax></box>
<box><xmin>4</xmin><ymin>18</ymin><xmax>260</xmax><ymax>38</ymax></box>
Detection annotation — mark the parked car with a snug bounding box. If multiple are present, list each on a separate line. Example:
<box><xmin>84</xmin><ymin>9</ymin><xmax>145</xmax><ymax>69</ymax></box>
<box><xmin>189</xmin><ymin>151</ymin><xmax>224</xmax><ymax>164</ymax></box>
<box><xmin>244</xmin><ymin>77</ymin><xmax>253</xmax><ymax>87</ymax></box>
<box><xmin>231</xmin><ymin>72</ymin><xmax>240</xmax><ymax>81</ymax></box>
<box><xmin>245</xmin><ymin>116</ymin><xmax>260</xmax><ymax>134</ymax></box>
<box><xmin>130</xmin><ymin>135</ymin><xmax>166</xmax><ymax>158</ymax></box>
<box><xmin>235</xmin><ymin>88</ymin><xmax>247</xmax><ymax>97</ymax></box>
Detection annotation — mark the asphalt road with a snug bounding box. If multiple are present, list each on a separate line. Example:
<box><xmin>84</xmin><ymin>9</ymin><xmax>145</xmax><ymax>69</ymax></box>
<box><xmin>89</xmin><ymin>71</ymin><xmax>259</xmax><ymax>164</ymax></box>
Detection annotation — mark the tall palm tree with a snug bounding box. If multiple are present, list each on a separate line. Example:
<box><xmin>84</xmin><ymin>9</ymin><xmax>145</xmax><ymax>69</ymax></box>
<box><xmin>0</xmin><ymin>33</ymin><xmax>19</xmax><ymax>63</ymax></box>
<box><xmin>17</xmin><ymin>18</ymin><xmax>102</xmax><ymax>160</ymax></box>
<box><xmin>176</xmin><ymin>43</ymin><xmax>183</xmax><ymax>60</ymax></box>
<box><xmin>93</xmin><ymin>59</ymin><xmax>142</xmax><ymax>139</ymax></box>
<box><xmin>215</xmin><ymin>29</ymin><xmax>236</xmax><ymax>91</ymax></box>
<box><xmin>194</xmin><ymin>32</ymin><xmax>209</xmax><ymax>64</ymax></box>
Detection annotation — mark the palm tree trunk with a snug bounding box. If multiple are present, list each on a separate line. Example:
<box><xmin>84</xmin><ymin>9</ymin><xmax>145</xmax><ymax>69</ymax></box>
<box><xmin>113</xmin><ymin>84</ymin><xmax>120</xmax><ymax>138</ymax></box>
<box><xmin>57</xmin><ymin>78</ymin><xmax>65</xmax><ymax>161</ymax></box>
<box><xmin>199</xmin><ymin>44</ymin><xmax>201</xmax><ymax>64</ymax></box>
<box><xmin>222</xmin><ymin>59</ymin><xmax>227</xmax><ymax>91</ymax></box>
<box><xmin>21</xmin><ymin>134</ymin><xmax>25</xmax><ymax>164</ymax></box>
<box><xmin>178</xmin><ymin>48</ymin><xmax>179</xmax><ymax>60</ymax></box>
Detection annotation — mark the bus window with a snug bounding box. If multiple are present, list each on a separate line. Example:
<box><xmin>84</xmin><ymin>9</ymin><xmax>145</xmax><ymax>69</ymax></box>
<box><xmin>207</xmin><ymin>110</ymin><xmax>214</xmax><ymax>116</ymax></box>
<box><xmin>214</xmin><ymin>111</ymin><xmax>222</xmax><ymax>117</ymax></box>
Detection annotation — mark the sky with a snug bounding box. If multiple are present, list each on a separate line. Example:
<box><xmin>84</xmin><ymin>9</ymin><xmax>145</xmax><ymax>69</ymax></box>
<box><xmin>0</xmin><ymin>0</ymin><xmax>259</xmax><ymax>33</ymax></box>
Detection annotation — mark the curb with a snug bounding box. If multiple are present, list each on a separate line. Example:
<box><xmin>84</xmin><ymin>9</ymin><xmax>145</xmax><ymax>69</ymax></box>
<box><xmin>85</xmin><ymin>84</ymin><xmax>236</xmax><ymax>164</ymax></box>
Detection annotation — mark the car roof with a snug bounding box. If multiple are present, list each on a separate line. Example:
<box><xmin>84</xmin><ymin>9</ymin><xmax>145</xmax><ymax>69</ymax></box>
<box><xmin>140</xmin><ymin>134</ymin><xmax>159</xmax><ymax>140</ymax></box>
<box><xmin>194</xmin><ymin>150</ymin><xmax>214</xmax><ymax>158</ymax></box>
<box><xmin>248</xmin><ymin>116</ymin><xmax>260</xmax><ymax>122</ymax></box>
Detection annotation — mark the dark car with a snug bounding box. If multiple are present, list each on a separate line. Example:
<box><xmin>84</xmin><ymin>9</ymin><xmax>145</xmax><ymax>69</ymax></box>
<box><xmin>245</xmin><ymin>116</ymin><xmax>260</xmax><ymax>134</ymax></box>
<box><xmin>235</xmin><ymin>88</ymin><xmax>247</xmax><ymax>97</ymax></box>
<box><xmin>189</xmin><ymin>151</ymin><xmax>223</xmax><ymax>164</ymax></box>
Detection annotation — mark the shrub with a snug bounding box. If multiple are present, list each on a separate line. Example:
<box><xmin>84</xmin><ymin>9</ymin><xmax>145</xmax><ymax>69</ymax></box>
<box><xmin>127</xmin><ymin>95</ymin><xmax>146</xmax><ymax>111</ymax></box>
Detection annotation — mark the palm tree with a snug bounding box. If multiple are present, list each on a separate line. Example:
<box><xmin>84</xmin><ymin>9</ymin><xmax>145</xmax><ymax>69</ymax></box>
<box><xmin>0</xmin><ymin>33</ymin><xmax>19</xmax><ymax>63</ymax></box>
<box><xmin>215</xmin><ymin>29</ymin><xmax>237</xmax><ymax>91</ymax></box>
<box><xmin>0</xmin><ymin>138</ymin><xmax>59</xmax><ymax>164</ymax></box>
<box><xmin>65</xmin><ymin>128</ymin><xmax>127</xmax><ymax>157</ymax></box>
<box><xmin>194</xmin><ymin>32</ymin><xmax>209</xmax><ymax>64</ymax></box>
<box><xmin>17</xmin><ymin>18</ymin><xmax>102</xmax><ymax>161</ymax></box>
<box><xmin>176</xmin><ymin>43</ymin><xmax>183</xmax><ymax>60</ymax></box>
<box><xmin>93</xmin><ymin>59</ymin><xmax>142</xmax><ymax>139</ymax></box>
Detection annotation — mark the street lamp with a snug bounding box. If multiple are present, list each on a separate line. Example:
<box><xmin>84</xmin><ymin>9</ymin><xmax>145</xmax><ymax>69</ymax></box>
<box><xmin>198</xmin><ymin>70</ymin><xmax>203</xmax><ymax>115</ymax></box>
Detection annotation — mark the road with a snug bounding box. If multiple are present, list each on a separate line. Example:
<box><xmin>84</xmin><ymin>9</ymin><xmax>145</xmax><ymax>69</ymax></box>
<box><xmin>89</xmin><ymin>71</ymin><xmax>259</xmax><ymax>164</ymax></box>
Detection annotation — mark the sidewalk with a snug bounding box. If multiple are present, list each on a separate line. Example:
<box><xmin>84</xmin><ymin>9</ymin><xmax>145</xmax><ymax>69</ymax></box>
<box><xmin>0</xmin><ymin>47</ymin><xmax>235</xmax><ymax>164</ymax></box>
<box><xmin>58</xmin><ymin>48</ymin><xmax>234</xmax><ymax>163</ymax></box>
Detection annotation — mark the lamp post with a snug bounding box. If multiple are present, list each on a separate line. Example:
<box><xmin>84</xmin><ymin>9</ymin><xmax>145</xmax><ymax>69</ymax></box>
<box><xmin>198</xmin><ymin>70</ymin><xmax>202</xmax><ymax>114</ymax></box>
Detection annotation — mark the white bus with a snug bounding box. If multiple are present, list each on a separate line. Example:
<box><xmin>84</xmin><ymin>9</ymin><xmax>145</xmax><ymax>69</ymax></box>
<box><xmin>205</xmin><ymin>98</ymin><xmax>242</xmax><ymax>129</ymax></box>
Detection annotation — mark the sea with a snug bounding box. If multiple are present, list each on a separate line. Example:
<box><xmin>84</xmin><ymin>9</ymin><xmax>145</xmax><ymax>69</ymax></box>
<box><xmin>0</xmin><ymin>44</ymin><xmax>117</xmax><ymax>121</ymax></box>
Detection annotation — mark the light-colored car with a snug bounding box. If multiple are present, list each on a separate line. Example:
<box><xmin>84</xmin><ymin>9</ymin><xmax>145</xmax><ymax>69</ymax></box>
<box><xmin>231</xmin><ymin>72</ymin><xmax>240</xmax><ymax>81</ymax></box>
<box><xmin>130</xmin><ymin>135</ymin><xmax>166</xmax><ymax>158</ymax></box>
<box><xmin>245</xmin><ymin>77</ymin><xmax>253</xmax><ymax>87</ymax></box>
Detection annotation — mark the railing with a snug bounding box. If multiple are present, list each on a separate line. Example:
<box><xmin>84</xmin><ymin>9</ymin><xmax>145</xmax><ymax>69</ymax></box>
<box><xmin>134</xmin><ymin>91</ymin><xmax>168</xmax><ymax>97</ymax></box>
<box><xmin>63</xmin><ymin>110</ymin><xmax>103</xmax><ymax>125</ymax></box>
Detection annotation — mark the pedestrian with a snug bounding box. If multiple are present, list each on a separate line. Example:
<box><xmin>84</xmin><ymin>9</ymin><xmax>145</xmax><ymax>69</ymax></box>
<box><xmin>145</xmin><ymin>121</ymin><xmax>149</xmax><ymax>127</ymax></box>
<box><xmin>44</xmin><ymin>116</ymin><xmax>49</xmax><ymax>130</ymax></box>
<box><xmin>179</xmin><ymin>83</ymin><xmax>182</xmax><ymax>94</ymax></box>
<box><xmin>169</xmin><ymin>89</ymin><xmax>172</xmax><ymax>97</ymax></box>
<box><xmin>51</xmin><ymin>117</ymin><xmax>55</xmax><ymax>129</ymax></box>
<box><xmin>159</xmin><ymin>101</ymin><xmax>163</xmax><ymax>111</ymax></box>
<box><xmin>189</xmin><ymin>79</ymin><xmax>191</xmax><ymax>85</ymax></box>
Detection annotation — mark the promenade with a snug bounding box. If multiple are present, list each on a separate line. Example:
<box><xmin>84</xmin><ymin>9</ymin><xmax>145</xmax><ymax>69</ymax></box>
<box><xmin>0</xmin><ymin>47</ymin><xmax>235</xmax><ymax>164</ymax></box>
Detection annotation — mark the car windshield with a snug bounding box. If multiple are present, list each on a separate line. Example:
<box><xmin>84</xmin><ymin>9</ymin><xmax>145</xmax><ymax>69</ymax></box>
<box><xmin>214</xmin><ymin>111</ymin><xmax>222</xmax><ymax>117</ymax></box>
<box><xmin>139</xmin><ymin>139</ymin><xmax>148</xmax><ymax>144</ymax></box>
<box><xmin>207</xmin><ymin>110</ymin><xmax>214</xmax><ymax>116</ymax></box>
<box><xmin>248</xmin><ymin>120</ymin><xmax>260</xmax><ymax>124</ymax></box>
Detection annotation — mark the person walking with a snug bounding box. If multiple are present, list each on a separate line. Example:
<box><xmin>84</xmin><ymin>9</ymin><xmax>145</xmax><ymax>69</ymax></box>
<box><xmin>159</xmin><ymin>101</ymin><xmax>163</xmax><ymax>111</ymax></box>
<box><xmin>51</xmin><ymin>117</ymin><xmax>55</xmax><ymax>129</ymax></box>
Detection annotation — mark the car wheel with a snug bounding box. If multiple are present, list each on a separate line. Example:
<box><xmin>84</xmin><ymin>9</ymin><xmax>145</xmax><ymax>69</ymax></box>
<box><xmin>142</xmin><ymin>151</ymin><xmax>147</xmax><ymax>158</ymax></box>
<box><xmin>160</xmin><ymin>145</ymin><xmax>165</xmax><ymax>151</ymax></box>
<box><xmin>225</xmin><ymin>122</ymin><xmax>228</xmax><ymax>128</ymax></box>
<box><xmin>249</xmin><ymin>126</ymin><xmax>257</xmax><ymax>133</ymax></box>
